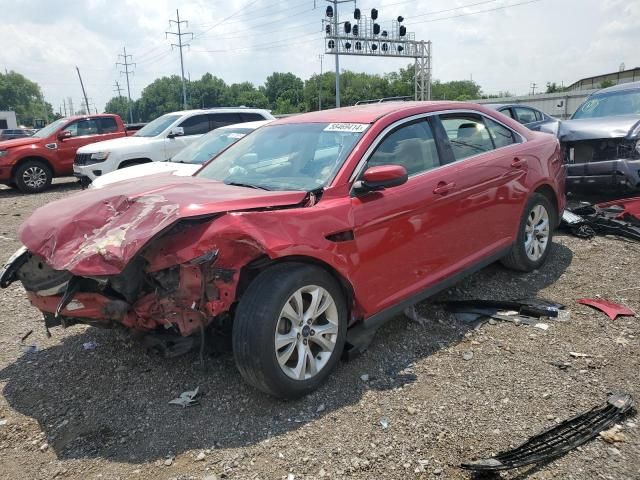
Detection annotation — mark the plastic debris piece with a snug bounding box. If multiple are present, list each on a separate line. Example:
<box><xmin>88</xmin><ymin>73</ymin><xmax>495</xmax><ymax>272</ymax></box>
<box><xmin>21</xmin><ymin>345</ymin><xmax>38</xmax><ymax>354</ymax></box>
<box><xmin>577</xmin><ymin>298</ymin><xmax>635</xmax><ymax>320</ymax></box>
<box><xmin>569</xmin><ymin>352</ymin><xmax>591</xmax><ymax>358</ymax></box>
<box><xmin>461</xmin><ymin>393</ymin><xmax>634</xmax><ymax>471</ymax></box>
<box><xmin>82</xmin><ymin>341</ymin><xmax>98</xmax><ymax>350</ymax></box>
<box><xmin>380</xmin><ymin>417</ymin><xmax>390</xmax><ymax>429</ymax></box>
<box><xmin>168</xmin><ymin>387</ymin><xmax>200</xmax><ymax>407</ymax></box>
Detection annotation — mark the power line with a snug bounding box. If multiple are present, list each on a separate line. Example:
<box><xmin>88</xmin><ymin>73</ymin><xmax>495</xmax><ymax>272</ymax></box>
<box><xmin>407</xmin><ymin>0</ymin><xmax>543</xmax><ymax>25</ymax></box>
<box><xmin>166</xmin><ymin>9</ymin><xmax>193</xmax><ymax>109</ymax></box>
<box><xmin>116</xmin><ymin>47</ymin><xmax>135</xmax><ymax>123</ymax></box>
<box><xmin>192</xmin><ymin>0</ymin><xmax>262</xmax><ymax>40</ymax></box>
<box><xmin>194</xmin><ymin>0</ymin><xmax>309</xmax><ymax>28</ymax></box>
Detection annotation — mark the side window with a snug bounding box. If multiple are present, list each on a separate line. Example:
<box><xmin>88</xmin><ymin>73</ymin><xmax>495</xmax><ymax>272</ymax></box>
<box><xmin>514</xmin><ymin>107</ymin><xmax>537</xmax><ymax>124</ymax></box>
<box><xmin>499</xmin><ymin>107</ymin><xmax>514</xmax><ymax>119</ymax></box>
<box><xmin>534</xmin><ymin>109</ymin><xmax>543</xmax><ymax>121</ymax></box>
<box><xmin>368</xmin><ymin>120</ymin><xmax>440</xmax><ymax>176</ymax></box>
<box><xmin>240</xmin><ymin>112</ymin><xmax>265</xmax><ymax>122</ymax></box>
<box><xmin>439</xmin><ymin>114</ymin><xmax>494</xmax><ymax>161</ymax></box>
<box><xmin>485</xmin><ymin>117</ymin><xmax>518</xmax><ymax>148</ymax></box>
<box><xmin>64</xmin><ymin>119</ymin><xmax>99</xmax><ymax>137</ymax></box>
<box><xmin>178</xmin><ymin>115</ymin><xmax>210</xmax><ymax>136</ymax></box>
<box><xmin>209</xmin><ymin>113</ymin><xmax>242</xmax><ymax>130</ymax></box>
<box><xmin>99</xmin><ymin>117</ymin><xmax>118</xmax><ymax>133</ymax></box>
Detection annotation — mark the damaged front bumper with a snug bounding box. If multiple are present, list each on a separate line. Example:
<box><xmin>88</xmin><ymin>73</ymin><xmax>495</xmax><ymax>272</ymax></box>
<box><xmin>2</xmin><ymin>246</ymin><xmax>238</xmax><ymax>337</ymax></box>
<box><xmin>566</xmin><ymin>158</ymin><xmax>640</xmax><ymax>191</ymax></box>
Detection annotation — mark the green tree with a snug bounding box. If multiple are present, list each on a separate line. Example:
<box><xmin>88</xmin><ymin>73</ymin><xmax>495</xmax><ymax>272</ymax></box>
<box><xmin>135</xmin><ymin>75</ymin><xmax>184</xmax><ymax>121</ymax></box>
<box><xmin>236</xmin><ymin>90</ymin><xmax>270</xmax><ymax>109</ymax></box>
<box><xmin>546</xmin><ymin>82</ymin><xmax>566</xmax><ymax>93</ymax></box>
<box><xmin>264</xmin><ymin>72</ymin><xmax>304</xmax><ymax>109</ymax></box>
<box><xmin>599</xmin><ymin>79</ymin><xmax>615</xmax><ymax>89</ymax></box>
<box><xmin>189</xmin><ymin>73</ymin><xmax>230</xmax><ymax>109</ymax></box>
<box><xmin>431</xmin><ymin>80</ymin><xmax>481</xmax><ymax>100</ymax></box>
<box><xmin>0</xmin><ymin>70</ymin><xmax>55</xmax><ymax>126</ymax></box>
<box><xmin>104</xmin><ymin>96</ymin><xmax>131</xmax><ymax>122</ymax></box>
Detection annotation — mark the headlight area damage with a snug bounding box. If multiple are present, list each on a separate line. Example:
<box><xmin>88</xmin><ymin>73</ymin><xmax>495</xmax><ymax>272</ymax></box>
<box><xmin>1</xmin><ymin>176</ymin><xmax>312</xmax><ymax>342</ymax></box>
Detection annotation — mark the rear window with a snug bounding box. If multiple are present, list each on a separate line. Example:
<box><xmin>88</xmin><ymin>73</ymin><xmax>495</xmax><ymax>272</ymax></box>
<box><xmin>241</xmin><ymin>112</ymin><xmax>266</xmax><ymax>122</ymax></box>
<box><xmin>209</xmin><ymin>113</ymin><xmax>242</xmax><ymax>129</ymax></box>
<box><xmin>99</xmin><ymin>117</ymin><xmax>118</xmax><ymax>133</ymax></box>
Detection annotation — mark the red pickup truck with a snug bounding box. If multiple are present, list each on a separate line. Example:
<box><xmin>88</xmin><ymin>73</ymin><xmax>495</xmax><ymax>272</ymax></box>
<box><xmin>0</xmin><ymin>114</ymin><xmax>127</xmax><ymax>193</ymax></box>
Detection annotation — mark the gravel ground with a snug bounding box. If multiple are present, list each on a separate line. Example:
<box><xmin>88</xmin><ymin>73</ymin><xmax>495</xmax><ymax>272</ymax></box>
<box><xmin>0</xmin><ymin>179</ymin><xmax>638</xmax><ymax>480</ymax></box>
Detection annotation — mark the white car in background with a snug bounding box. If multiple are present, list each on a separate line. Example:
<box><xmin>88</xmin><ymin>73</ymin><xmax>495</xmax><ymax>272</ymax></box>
<box><xmin>89</xmin><ymin>120</ymin><xmax>273</xmax><ymax>189</ymax></box>
<box><xmin>74</xmin><ymin>108</ymin><xmax>274</xmax><ymax>186</ymax></box>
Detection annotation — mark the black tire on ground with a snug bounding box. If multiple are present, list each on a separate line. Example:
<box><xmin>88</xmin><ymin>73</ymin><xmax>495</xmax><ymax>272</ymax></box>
<box><xmin>14</xmin><ymin>160</ymin><xmax>52</xmax><ymax>193</ymax></box>
<box><xmin>232</xmin><ymin>263</ymin><xmax>347</xmax><ymax>399</ymax></box>
<box><xmin>501</xmin><ymin>192</ymin><xmax>556</xmax><ymax>272</ymax></box>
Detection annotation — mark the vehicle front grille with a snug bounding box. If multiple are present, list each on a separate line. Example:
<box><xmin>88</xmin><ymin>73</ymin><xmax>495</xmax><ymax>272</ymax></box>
<box><xmin>74</xmin><ymin>153</ymin><xmax>92</xmax><ymax>165</ymax></box>
<box><xmin>565</xmin><ymin>139</ymin><xmax>639</xmax><ymax>164</ymax></box>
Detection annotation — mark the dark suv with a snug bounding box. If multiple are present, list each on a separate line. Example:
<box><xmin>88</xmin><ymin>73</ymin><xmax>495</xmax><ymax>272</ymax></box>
<box><xmin>0</xmin><ymin>129</ymin><xmax>33</xmax><ymax>141</ymax></box>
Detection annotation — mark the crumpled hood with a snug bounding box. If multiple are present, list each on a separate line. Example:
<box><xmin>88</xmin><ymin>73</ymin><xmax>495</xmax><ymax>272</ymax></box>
<box><xmin>558</xmin><ymin>114</ymin><xmax>640</xmax><ymax>142</ymax></box>
<box><xmin>76</xmin><ymin>135</ymin><xmax>159</xmax><ymax>153</ymax></box>
<box><xmin>0</xmin><ymin>137</ymin><xmax>42</xmax><ymax>149</ymax></box>
<box><xmin>18</xmin><ymin>175</ymin><xmax>307</xmax><ymax>276</ymax></box>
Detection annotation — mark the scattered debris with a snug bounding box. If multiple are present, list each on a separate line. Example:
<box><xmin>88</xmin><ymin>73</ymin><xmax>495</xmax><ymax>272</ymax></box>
<box><xmin>20</xmin><ymin>329</ymin><xmax>33</xmax><ymax>342</ymax></box>
<box><xmin>20</xmin><ymin>345</ymin><xmax>38</xmax><ymax>354</ymax></box>
<box><xmin>379</xmin><ymin>417</ymin><xmax>390</xmax><ymax>429</ymax></box>
<box><xmin>164</xmin><ymin>457</ymin><xmax>173</xmax><ymax>466</ymax></box>
<box><xmin>443</xmin><ymin>298</ymin><xmax>565</xmax><ymax>328</ymax></box>
<box><xmin>316</xmin><ymin>403</ymin><xmax>326</xmax><ymax>413</ymax></box>
<box><xmin>599</xmin><ymin>424</ymin><xmax>627</xmax><ymax>443</ymax></box>
<box><xmin>0</xmin><ymin>419</ymin><xmax>7</xmax><ymax>427</ymax></box>
<box><xmin>569</xmin><ymin>352</ymin><xmax>592</xmax><ymax>358</ymax></box>
<box><xmin>406</xmin><ymin>406</ymin><xmax>417</xmax><ymax>415</ymax></box>
<box><xmin>168</xmin><ymin>387</ymin><xmax>200</xmax><ymax>408</ymax></box>
<box><xmin>195</xmin><ymin>451</ymin><xmax>206</xmax><ymax>461</ymax></box>
<box><xmin>82</xmin><ymin>341</ymin><xmax>98</xmax><ymax>350</ymax></box>
<box><xmin>577</xmin><ymin>298</ymin><xmax>635</xmax><ymax>320</ymax></box>
<box><xmin>360</xmin><ymin>374</ymin><xmax>370</xmax><ymax>382</ymax></box>
<box><xmin>462</xmin><ymin>351</ymin><xmax>474</xmax><ymax>361</ymax></box>
<box><xmin>461</xmin><ymin>393</ymin><xmax>634</xmax><ymax>472</ymax></box>
<box><xmin>561</xmin><ymin>198</ymin><xmax>640</xmax><ymax>242</ymax></box>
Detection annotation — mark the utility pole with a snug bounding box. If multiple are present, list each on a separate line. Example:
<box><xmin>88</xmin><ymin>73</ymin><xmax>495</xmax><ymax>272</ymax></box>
<box><xmin>318</xmin><ymin>54</ymin><xmax>324</xmax><ymax>111</ymax></box>
<box><xmin>166</xmin><ymin>9</ymin><xmax>193</xmax><ymax>110</ymax></box>
<box><xmin>116</xmin><ymin>47</ymin><xmax>135</xmax><ymax>124</ymax></box>
<box><xmin>62</xmin><ymin>98</ymin><xmax>67</xmax><ymax>117</ymax></box>
<box><xmin>530</xmin><ymin>82</ymin><xmax>537</xmax><ymax>95</ymax></box>
<box><xmin>113</xmin><ymin>81</ymin><xmax>123</xmax><ymax>97</ymax></box>
<box><xmin>75</xmin><ymin>66</ymin><xmax>90</xmax><ymax>115</ymax></box>
<box><xmin>68</xmin><ymin>98</ymin><xmax>74</xmax><ymax>116</ymax></box>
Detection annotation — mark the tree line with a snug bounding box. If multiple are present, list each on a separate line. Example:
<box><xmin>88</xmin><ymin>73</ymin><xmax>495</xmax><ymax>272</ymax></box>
<box><xmin>0</xmin><ymin>71</ymin><xmax>57</xmax><ymax>126</ymax></box>
<box><xmin>105</xmin><ymin>64</ymin><xmax>487</xmax><ymax>122</ymax></box>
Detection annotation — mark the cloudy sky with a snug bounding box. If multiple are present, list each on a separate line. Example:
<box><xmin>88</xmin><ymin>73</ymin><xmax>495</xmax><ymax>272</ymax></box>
<box><xmin>2</xmin><ymin>0</ymin><xmax>638</xmax><ymax>113</ymax></box>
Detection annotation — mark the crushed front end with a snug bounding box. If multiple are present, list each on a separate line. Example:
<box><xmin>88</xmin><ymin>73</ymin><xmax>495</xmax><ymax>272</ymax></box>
<box><xmin>564</xmin><ymin>137</ymin><xmax>640</xmax><ymax>191</ymax></box>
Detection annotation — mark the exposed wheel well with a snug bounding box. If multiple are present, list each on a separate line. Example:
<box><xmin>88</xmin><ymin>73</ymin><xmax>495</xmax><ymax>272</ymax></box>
<box><xmin>11</xmin><ymin>156</ymin><xmax>53</xmax><ymax>177</ymax></box>
<box><xmin>119</xmin><ymin>158</ymin><xmax>152</xmax><ymax>169</ymax></box>
<box><xmin>238</xmin><ymin>255</ymin><xmax>356</xmax><ymax>318</ymax></box>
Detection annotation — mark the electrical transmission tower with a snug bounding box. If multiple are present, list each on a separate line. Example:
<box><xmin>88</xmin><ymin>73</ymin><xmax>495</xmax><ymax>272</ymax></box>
<box><xmin>166</xmin><ymin>9</ymin><xmax>193</xmax><ymax>110</ymax></box>
<box><xmin>113</xmin><ymin>81</ymin><xmax>123</xmax><ymax>97</ymax></box>
<box><xmin>116</xmin><ymin>47</ymin><xmax>135</xmax><ymax>123</ymax></box>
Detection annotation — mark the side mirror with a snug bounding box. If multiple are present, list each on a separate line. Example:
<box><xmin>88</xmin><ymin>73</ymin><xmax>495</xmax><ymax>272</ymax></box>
<box><xmin>167</xmin><ymin>126</ymin><xmax>184</xmax><ymax>138</ymax></box>
<box><xmin>354</xmin><ymin>165</ymin><xmax>408</xmax><ymax>193</ymax></box>
<box><xmin>57</xmin><ymin>130</ymin><xmax>72</xmax><ymax>141</ymax></box>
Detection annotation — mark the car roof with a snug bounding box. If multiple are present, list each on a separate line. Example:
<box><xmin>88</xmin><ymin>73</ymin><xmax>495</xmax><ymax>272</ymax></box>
<box><xmin>484</xmin><ymin>103</ymin><xmax>541</xmax><ymax>111</ymax></box>
<box><xmin>219</xmin><ymin>119</ymin><xmax>274</xmax><ymax>130</ymax></box>
<box><xmin>597</xmin><ymin>80</ymin><xmax>640</xmax><ymax>94</ymax></box>
<box><xmin>273</xmin><ymin>101</ymin><xmax>489</xmax><ymax>125</ymax></box>
<box><xmin>167</xmin><ymin>108</ymin><xmax>272</xmax><ymax>116</ymax></box>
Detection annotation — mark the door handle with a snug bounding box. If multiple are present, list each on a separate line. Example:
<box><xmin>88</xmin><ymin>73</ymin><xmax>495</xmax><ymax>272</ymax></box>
<box><xmin>433</xmin><ymin>181</ymin><xmax>455</xmax><ymax>195</ymax></box>
<box><xmin>511</xmin><ymin>157</ymin><xmax>527</xmax><ymax>168</ymax></box>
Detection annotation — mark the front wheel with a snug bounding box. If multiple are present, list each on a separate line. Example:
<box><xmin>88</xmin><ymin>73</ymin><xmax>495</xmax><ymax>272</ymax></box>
<box><xmin>232</xmin><ymin>263</ymin><xmax>347</xmax><ymax>399</ymax></box>
<box><xmin>501</xmin><ymin>193</ymin><xmax>556</xmax><ymax>272</ymax></box>
<box><xmin>14</xmin><ymin>160</ymin><xmax>52</xmax><ymax>193</ymax></box>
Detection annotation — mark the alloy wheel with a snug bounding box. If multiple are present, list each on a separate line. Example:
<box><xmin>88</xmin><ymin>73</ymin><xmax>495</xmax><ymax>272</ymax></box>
<box><xmin>524</xmin><ymin>204</ymin><xmax>550</xmax><ymax>261</ymax></box>
<box><xmin>275</xmin><ymin>285</ymin><xmax>339</xmax><ymax>381</ymax></box>
<box><xmin>22</xmin><ymin>166</ymin><xmax>47</xmax><ymax>189</ymax></box>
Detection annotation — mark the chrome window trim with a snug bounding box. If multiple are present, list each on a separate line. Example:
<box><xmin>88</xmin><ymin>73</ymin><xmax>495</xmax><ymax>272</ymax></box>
<box><xmin>348</xmin><ymin>109</ymin><xmax>527</xmax><ymax>184</ymax></box>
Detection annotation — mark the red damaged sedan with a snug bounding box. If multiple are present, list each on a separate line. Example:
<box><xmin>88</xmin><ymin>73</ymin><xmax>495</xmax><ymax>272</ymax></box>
<box><xmin>1</xmin><ymin>102</ymin><xmax>565</xmax><ymax>398</ymax></box>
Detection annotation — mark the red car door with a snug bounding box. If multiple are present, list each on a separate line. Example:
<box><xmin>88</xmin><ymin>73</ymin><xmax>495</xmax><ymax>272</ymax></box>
<box><xmin>350</xmin><ymin>118</ymin><xmax>465</xmax><ymax>315</ymax></box>
<box><xmin>435</xmin><ymin>112</ymin><xmax>529</xmax><ymax>249</ymax></box>
<box><xmin>56</xmin><ymin>118</ymin><xmax>102</xmax><ymax>174</ymax></box>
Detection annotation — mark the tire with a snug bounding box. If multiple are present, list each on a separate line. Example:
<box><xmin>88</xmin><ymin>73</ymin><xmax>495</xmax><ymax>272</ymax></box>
<box><xmin>501</xmin><ymin>193</ymin><xmax>556</xmax><ymax>272</ymax></box>
<box><xmin>233</xmin><ymin>263</ymin><xmax>347</xmax><ymax>399</ymax></box>
<box><xmin>14</xmin><ymin>160</ymin><xmax>52</xmax><ymax>193</ymax></box>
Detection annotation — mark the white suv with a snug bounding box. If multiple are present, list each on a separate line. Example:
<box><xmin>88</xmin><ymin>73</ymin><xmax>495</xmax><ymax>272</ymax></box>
<box><xmin>73</xmin><ymin>108</ymin><xmax>273</xmax><ymax>184</ymax></box>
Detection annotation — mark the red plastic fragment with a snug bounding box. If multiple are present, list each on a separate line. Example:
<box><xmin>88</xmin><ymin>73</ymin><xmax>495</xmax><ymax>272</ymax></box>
<box><xmin>576</xmin><ymin>298</ymin><xmax>636</xmax><ymax>320</ymax></box>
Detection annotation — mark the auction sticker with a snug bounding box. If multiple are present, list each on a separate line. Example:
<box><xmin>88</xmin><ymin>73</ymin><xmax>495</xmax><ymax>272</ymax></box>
<box><xmin>324</xmin><ymin>123</ymin><xmax>368</xmax><ymax>133</ymax></box>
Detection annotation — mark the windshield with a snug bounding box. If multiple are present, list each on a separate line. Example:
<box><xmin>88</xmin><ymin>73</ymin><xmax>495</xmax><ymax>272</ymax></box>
<box><xmin>134</xmin><ymin>114</ymin><xmax>181</xmax><ymax>137</ymax></box>
<box><xmin>172</xmin><ymin>127</ymin><xmax>253</xmax><ymax>164</ymax></box>
<box><xmin>32</xmin><ymin>118</ymin><xmax>68</xmax><ymax>138</ymax></box>
<box><xmin>572</xmin><ymin>89</ymin><xmax>640</xmax><ymax>119</ymax></box>
<box><xmin>196</xmin><ymin>122</ymin><xmax>367</xmax><ymax>191</ymax></box>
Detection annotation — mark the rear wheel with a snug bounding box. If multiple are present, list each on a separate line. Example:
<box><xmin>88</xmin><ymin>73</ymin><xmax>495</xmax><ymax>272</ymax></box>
<box><xmin>14</xmin><ymin>160</ymin><xmax>52</xmax><ymax>193</ymax></box>
<box><xmin>501</xmin><ymin>193</ymin><xmax>556</xmax><ymax>272</ymax></box>
<box><xmin>232</xmin><ymin>263</ymin><xmax>347</xmax><ymax>399</ymax></box>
